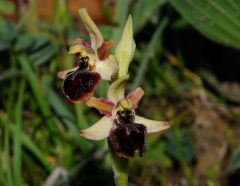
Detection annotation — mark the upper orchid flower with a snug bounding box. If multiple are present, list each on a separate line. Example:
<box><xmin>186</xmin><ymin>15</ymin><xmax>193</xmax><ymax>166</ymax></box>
<box><xmin>79</xmin><ymin>77</ymin><xmax>169</xmax><ymax>158</ymax></box>
<box><xmin>58</xmin><ymin>9</ymin><xmax>118</xmax><ymax>103</ymax></box>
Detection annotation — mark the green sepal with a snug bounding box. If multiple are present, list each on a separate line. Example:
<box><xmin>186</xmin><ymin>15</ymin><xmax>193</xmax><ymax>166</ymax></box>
<box><xmin>115</xmin><ymin>16</ymin><xmax>136</xmax><ymax>78</ymax></box>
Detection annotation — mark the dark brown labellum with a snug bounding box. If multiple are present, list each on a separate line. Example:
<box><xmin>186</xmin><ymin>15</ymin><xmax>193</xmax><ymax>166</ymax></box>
<box><xmin>108</xmin><ymin>123</ymin><xmax>147</xmax><ymax>158</ymax></box>
<box><xmin>63</xmin><ymin>69</ymin><xmax>101</xmax><ymax>103</ymax></box>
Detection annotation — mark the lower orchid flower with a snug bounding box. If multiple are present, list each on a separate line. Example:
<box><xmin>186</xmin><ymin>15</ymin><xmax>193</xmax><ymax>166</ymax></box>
<box><xmin>80</xmin><ymin>78</ymin><xmax>169</xmax><ymax>158</ymax></box>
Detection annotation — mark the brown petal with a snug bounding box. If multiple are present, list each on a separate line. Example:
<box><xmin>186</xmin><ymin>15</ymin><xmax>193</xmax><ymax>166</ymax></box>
<box><xmin>97</xmin><ymin>40</ymin><xmax>115</xmax><ymax>60</ymax></box>
<box><xmin>63</xmin><ymin>69</ymin><xmax>101</xmax><ymax>103</ymax></box>
<box><xmin>126</xmin><ymin>87</ymin><xmax>144</xmax><ymax>109</ymax></box>
<box><xmin>108</xmin><ymin>123</ymin><xmax>147</xmax><ymax>158</ymax></box>
<box><xmin>87</xmin><ymin>97</ymin><xmax>114</xmax><ymax>116</ymax></box>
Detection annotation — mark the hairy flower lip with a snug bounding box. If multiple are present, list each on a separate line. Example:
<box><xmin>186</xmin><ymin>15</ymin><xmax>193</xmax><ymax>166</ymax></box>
<box><xmin>63</xmin><ymin>69</ymin><xmax>101</xmax><ymax>103</ymax></box>
<box><xmin>108</xmin><ymin>122</ymin><xmax>147</xmax><ymax>158</ymax></box>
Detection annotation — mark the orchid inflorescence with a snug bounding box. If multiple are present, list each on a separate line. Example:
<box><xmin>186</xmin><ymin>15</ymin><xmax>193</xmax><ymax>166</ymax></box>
<box><xmin>58</xmin><ymin>9</ymin><xmax>169</xmax><ymax>159</ymax></box>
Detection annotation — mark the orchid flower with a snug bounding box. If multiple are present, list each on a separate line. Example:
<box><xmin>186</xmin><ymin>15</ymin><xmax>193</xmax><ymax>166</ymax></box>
<box><xmin>80</xmin><ymin>77</ymin><xmax>169</xmax><ymax>158</ymax></box>
<box><xmin>58</xmin><ymin>9</ymin><xmax>118</xmax><ymax>103</ymax></box>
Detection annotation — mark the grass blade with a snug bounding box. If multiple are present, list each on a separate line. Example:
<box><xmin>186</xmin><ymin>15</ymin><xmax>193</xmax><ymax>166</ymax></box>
<box><xmin>3</xmin><ymin>121</ymin><xmax>13</xmax><ymax>186</ymax></box>
<box><xmin>18</xmin><ymin>55</ymin><xmax>57</xmax><ymax>134</ymax></box>
<box><xmin>132</xmin><ymin>17</ymin><xmax>168</xmax><ymax>88</ymax></box>
<box><xmin>170</xmin><ymin>0</ymin><xmax>240</xmax><ymax>49</ymax></box>
<box><xmin>21</xmin><ymin>134</ymin><xmax>50</xmax><ymax>170</ymax></box>
<box><xmin>13</xmin><ymin>79</ymin><xmax>25</xmax><ymax>186</ymax></box>
<box><xmin>0</xmin><ymin>127</ymin><xmax>3</xmax><ymax>184</ymax></box>
<box><xmin>43</xmin><ymin>76</ymin><xmax>90</xmax><ymax>156</ymax></box>
<box><xmin>0</xmin><ymin>113</ymin><xmax>50</xmax><ymax>171</ymax></box>
<box><xmin>112</xmin><ymin>0</ymin><xmax>130</xmax><ymax>43</ymax></box>
<box><xmin>75</xmin><ymin>104</ymin><xmax>88</xmax><ymax>129</ymax></box>
<box><xmin>132</xmin><ymin>0</ymin><xmax>165</xmax><ymax>32</ymax></box>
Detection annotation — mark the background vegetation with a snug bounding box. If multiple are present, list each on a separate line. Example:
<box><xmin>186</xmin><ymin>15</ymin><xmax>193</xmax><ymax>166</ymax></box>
<box><xmin>0</xmin><ymin>0</ymin><xmax>240</xmax><ymax>185</ymax></box>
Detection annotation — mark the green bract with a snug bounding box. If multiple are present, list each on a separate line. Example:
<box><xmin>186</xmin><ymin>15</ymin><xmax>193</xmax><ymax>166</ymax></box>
<box><xmin>108</xmin><ymin>75</ymin><xmax>129</xmax><ymax>104</ymax></box>
<box><xmin>115</xmin><ymin>16</ymin><xmax>136</xmax><ymax>78</ymax></box>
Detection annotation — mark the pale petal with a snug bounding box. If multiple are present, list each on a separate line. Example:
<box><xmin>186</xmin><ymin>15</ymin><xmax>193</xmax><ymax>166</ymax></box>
<box><xmin>87</xmin><ymin>97</ymin><xmax>114</xmax><ymax>116</ymax></box>
<box><xmin>107</xmin><ymin>75</ymin><xmax>129</xmax><ymax>103</ymax></box>
<box><xmin>58</xmin><ymin>67</ymin><xmax>78</xmax><ymax>79</ymax></box>
<box><xmin>115</xmin><ymin>16</ymin><xmax>136</xmax><ymax>77</ymax></box>
<box><xmin>79</xmin><ymin>116</ymin><xmax>112</xmax><ymax>140</ymax></box>
<box><xmin>79</xmin><ymin>9</ymin><xmax>103</xmax><ymax>52</ymax></box>
<box><xmin>126</xmin><ymin>87</ymin><xmax>144</xmax><ymax>109</ymax></box>
<box><xmin>135</xmin><ymin>115</ymin><xmax>169</xmax><ymax>133</ymax></box>
<box><xmin>95</xmin><ymin>59</ymin><xmax>118</xmax><ymax>80</ymax></box>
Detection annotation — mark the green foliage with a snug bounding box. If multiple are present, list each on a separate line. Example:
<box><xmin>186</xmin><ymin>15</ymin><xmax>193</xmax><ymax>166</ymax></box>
<box><xmin>132</xmin><ymin>17</ymin><xmax>168</xmax><ymax>89</ymax></box>
<box><xmin>132</xmin><ymin>0</ymin><xmax>164</xmax><ymax>32</ymax></box>
<box><xmin>165</xmin><ymin>125</ymin><xmax>195</xmax><ymax>164</ymax></box>
<box><xmin>170</xmin><ymin>0</ymin><xmax>240</xmax><ymax>49</ymax></box>
<box><xmin>0</xmin><ymin>18</ymin><xmax>16</xmax><ymax>49</ymax></box>
<box><xmin>0</xmin><ymin>0</ymin><xmax>239</xmax><ymax>185</ymax></box>
<box><xmin>0</xmin><ymin>0</ymin><xmax>14</xmax><ymax>14</ymax></box>
<box><xmin>135</xmin><ymin>141</ymin><xmax>171</xmax><ymax>168</ymax></box>
<box><xmin>112</xmin><ymin>0</ymin><xmax>130</xmax><ymax>43</ymax></box>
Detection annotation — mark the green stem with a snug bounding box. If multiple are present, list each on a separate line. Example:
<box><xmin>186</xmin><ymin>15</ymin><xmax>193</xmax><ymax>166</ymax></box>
<box><xmin>108</xmin><ymin>140</ymin><xmax>129</xmax><ymax>186</ymax></box>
